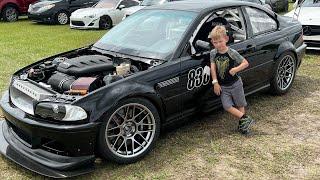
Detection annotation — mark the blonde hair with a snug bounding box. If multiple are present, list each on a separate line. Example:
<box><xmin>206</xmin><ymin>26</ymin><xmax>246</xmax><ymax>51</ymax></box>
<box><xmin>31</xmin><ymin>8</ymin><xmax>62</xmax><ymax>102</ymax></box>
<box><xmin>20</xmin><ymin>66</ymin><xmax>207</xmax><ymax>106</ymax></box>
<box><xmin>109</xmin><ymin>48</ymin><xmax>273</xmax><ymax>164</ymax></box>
<box><xmin>209</xmin><ymin>25</ymin><xmax>227</xmax><ymax>40</ymax></box>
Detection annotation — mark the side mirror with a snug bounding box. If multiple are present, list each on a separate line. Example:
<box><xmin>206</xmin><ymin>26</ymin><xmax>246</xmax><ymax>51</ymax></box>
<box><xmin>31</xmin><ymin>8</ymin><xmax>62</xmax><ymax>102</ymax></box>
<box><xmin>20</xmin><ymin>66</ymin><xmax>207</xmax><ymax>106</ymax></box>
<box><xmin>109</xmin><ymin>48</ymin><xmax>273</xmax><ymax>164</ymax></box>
<box><xmin>190</xmin><ymin>40</ymin><xmax>211</xmax><ymax>59</ymax></box>
<box><xmin>118</xmin><ymin>4</ymin><xmax>126</xmax><ymax>10</ymax></box>
<box><xmin>195</xmin><ymin>40</ymin><xmax>211</xmax><ymax>51</ymax></box>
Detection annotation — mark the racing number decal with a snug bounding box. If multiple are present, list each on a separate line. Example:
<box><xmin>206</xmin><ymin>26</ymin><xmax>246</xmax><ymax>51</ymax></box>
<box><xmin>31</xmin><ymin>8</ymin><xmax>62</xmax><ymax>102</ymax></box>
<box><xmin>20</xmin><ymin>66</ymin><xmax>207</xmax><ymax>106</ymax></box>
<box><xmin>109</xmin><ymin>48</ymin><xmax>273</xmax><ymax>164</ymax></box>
<box><xmin>187</xmin><ymin>65</ymin><xmax>211</xmax><ymax>90</ymax></box>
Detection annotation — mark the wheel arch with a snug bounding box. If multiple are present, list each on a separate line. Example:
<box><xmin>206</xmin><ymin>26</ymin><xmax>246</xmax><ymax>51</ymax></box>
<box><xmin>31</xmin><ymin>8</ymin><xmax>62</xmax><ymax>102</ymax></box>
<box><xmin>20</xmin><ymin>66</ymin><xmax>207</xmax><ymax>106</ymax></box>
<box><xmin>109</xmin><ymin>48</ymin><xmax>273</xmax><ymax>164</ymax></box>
<box><xmin>74</xmin><ymin>82</ymin><xmax>167</xmax><ymax>125</ymax></box>
<box><xmin>2</xmin><ymin>2</ymin><xmax>20</xmax><ymax>14</ymax></box>
<box><xmin>274</xmin><ymin>41</ymin><xmax>298</xmax><ymax>67</ymax></box>
<box><xmin>123</xmin><ymin>93</ymin><xmax>166</xmax><ymax>125</ymax></box>
<box><xmin>100</xmin><ymin>14</ymin><xmax>112</xmax><ymax>21</ymax></box>
<box><xmin>56</xmin><ymin>9</ymin><xmax>70</xmax><ymax>16</ymax></box>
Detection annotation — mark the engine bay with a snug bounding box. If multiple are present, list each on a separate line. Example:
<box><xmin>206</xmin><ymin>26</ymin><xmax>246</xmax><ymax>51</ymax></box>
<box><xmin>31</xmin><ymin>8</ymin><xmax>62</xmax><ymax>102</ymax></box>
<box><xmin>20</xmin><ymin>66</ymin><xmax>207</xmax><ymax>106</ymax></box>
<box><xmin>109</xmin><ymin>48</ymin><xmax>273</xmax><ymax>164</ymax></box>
<box><xmin>19</xmin><ymin>49</ymin><xmax>160</xmax><ymax>96</ymax></box>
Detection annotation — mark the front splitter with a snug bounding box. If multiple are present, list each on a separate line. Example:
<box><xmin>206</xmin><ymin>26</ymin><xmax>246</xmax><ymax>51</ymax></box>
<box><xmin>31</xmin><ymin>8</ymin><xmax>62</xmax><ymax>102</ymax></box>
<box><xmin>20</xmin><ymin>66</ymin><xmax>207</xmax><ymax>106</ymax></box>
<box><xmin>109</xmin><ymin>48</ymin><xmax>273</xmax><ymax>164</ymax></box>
<box><xmin>0</xmin><ymin>120</ymin><xmax>95</xmax><ymax>178</ymax></box>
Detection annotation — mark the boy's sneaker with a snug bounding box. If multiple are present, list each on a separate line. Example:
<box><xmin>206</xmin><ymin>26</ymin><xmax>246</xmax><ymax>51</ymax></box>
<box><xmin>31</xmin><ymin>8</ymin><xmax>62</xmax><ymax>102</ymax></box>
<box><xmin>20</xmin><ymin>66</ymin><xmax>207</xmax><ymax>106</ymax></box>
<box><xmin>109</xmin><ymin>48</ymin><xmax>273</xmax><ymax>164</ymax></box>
<box><xmin>238</xmin><ymin>116</ymin><xmax>254</xmax><ymax>133</ymax></box>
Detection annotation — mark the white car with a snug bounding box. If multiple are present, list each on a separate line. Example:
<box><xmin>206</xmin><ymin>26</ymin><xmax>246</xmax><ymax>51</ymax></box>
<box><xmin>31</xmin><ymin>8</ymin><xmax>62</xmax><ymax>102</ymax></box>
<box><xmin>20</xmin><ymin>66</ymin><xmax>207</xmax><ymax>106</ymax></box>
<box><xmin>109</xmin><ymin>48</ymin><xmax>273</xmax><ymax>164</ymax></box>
<box><xmin>70</xmin><ymin>0</ymin><xmax>140</xmax><ymax>29</ymax></box>
<box><xmin>285</xmin><ymin>0</ymin><xmax>320</xmax><ymax>49</ymax></box>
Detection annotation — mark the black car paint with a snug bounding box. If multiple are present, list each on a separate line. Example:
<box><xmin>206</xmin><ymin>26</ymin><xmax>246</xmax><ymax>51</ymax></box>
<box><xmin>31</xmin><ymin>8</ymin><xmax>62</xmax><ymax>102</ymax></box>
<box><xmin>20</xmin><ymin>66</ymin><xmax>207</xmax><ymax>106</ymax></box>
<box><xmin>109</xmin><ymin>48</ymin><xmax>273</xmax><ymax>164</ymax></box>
<box><xmin>28</xmin><ymin>0</ymin><xmax>98</xmax><ymax>23</ymax></box>
<box><xmin>0</xmin><ymin>1</ymin><xmax>306</xmax><ymax>178</ymax></box>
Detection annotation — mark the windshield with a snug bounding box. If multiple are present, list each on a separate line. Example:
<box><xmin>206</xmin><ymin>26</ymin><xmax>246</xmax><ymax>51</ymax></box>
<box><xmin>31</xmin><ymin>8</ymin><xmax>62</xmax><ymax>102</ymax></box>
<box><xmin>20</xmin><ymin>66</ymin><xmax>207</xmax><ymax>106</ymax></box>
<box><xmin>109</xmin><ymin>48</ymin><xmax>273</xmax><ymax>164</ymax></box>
<box><xmin>94</xmin><ymin>0</ymin><xmax>119</xmax><ymax>8</ymax></box>
<box><xmin>141</xmin><ymin>0</ymin><xmax>167</xmax><ymax>6</ymax></box>
<box><xmin>93</xmin><ymin>10</ymin><xmax>196</xmax><ymax>60</ymax></box>
<box><xmin>301</xmin><ymin>0</ymin><xmax>320</xmax><ymax>7</ymax></box>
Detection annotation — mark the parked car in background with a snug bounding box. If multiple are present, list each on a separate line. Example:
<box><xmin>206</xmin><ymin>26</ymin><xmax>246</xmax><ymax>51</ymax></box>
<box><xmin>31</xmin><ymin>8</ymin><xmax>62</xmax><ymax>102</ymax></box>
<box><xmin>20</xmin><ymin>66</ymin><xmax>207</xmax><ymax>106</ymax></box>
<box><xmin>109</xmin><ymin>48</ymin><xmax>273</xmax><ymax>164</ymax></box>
<box><xmin>123</xmin><ymin>0</ymin><xmax>271</xmax><ymax>19</ymax></box>
<box><xmin>70</xmin><ymin>0</ymin><xmax>140</xmax><ymax>29</ymax></box>
<box><xmin>123</xmin><ymin>0</ymin><xmax>182</xmax><ymax>19</ymax></box>
<box><xmin>0</xmin><ymin>1</ymin><xmax>306</xmax><ymax>178</ymax></box>
<box><xmin>28</xmin><ymin>0</ymin><xmax>99</xmax><ymax>25</ymax></box>
<box><xmin>264</xmin><ymin>0</ymin><xmax>289</xmax><ymax>12</ymax></box>
<box><xmin>285</xmin><ymin>0</ymin><xmax>320</xmax><ymax>49</ymax></box>
<box><xmin>0</xmin><ymin>0</ymin><xmax>37</xmax><ymax>21</ymax></box>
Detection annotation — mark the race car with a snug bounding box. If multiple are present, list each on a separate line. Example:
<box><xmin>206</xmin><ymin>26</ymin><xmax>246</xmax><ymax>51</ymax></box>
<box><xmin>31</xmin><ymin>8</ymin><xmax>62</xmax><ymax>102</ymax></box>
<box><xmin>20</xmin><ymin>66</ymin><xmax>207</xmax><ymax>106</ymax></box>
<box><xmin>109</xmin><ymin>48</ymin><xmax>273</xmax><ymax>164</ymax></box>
<box><xmin>0</xmin><ymin>0</ymin><xmax>306</xmax><ymax>178</ymax></box>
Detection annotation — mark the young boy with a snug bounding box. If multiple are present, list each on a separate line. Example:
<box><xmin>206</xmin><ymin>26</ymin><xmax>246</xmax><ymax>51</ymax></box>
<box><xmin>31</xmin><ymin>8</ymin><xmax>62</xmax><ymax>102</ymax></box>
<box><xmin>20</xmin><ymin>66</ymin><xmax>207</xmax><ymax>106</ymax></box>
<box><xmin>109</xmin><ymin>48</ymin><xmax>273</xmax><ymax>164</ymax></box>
<box><xmin>209</xmin><ymin>25</ymin><xmax>254</xmax><ymax>134</ymax></box>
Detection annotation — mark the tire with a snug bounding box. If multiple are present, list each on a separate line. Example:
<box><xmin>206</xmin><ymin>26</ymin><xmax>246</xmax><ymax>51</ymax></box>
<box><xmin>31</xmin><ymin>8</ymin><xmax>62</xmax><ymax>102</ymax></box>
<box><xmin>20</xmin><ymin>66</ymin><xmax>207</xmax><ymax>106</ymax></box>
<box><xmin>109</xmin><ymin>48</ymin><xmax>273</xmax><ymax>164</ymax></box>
<box><xmin>99</xmin><ymin>16</ymin><xmax>112</xmax><ymax>29</ymax></box>
<box><xmin>98</xmin><ymin>97</ymin><xmax>160</xmax><ymax>164</ymax></box>
<box><xmin>270</xmin><ymin>51</ymin><xmax>297</xmax><ymax>95</ymax></box>
<box><xmin>1</xmin><ymin>6</ymin><xmax>18</xmax><ymax>22</ymax></box>
<box><xmin>55</xmin><ymin>11</ymin><xmax>69</xmax><ymax>25</ymax></box>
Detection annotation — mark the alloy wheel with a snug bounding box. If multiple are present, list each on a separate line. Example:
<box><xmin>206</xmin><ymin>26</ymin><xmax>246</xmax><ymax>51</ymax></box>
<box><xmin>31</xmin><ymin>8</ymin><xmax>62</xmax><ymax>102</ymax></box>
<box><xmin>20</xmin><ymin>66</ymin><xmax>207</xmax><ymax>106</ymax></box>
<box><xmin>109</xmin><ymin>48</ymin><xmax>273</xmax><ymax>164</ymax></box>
<box><xmin>57</xmin><ymin>12</ymin><xmax>68</xmax><ymax>24</ymax></box>
<box><xmin>5</xmin><ymin>7</ymin><xmax>18</xmax><ymax>22</ymax></box>
<box><xmin>105</xmin><ymin>103</ymin><xmax>156</xmax><ymax>158</ymax></box>
<box><xmin>276</xmin><ymin>55</ymin><xmax>295</xmax><ymax>91</ymax></box>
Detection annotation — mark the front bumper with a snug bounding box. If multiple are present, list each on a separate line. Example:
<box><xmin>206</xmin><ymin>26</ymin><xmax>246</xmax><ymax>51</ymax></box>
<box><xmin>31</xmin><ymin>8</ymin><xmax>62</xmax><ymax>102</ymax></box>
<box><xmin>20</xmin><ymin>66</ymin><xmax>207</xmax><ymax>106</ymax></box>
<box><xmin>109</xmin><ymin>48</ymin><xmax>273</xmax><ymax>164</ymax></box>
<box><xmin>303</xmin><ymin>35</ymin><xmax>320</xmax><ymax>50</ymax></box>
<box><xmin>28</xmin><ymin>12</ymin><xmax>55</xmax><ymax>23</ymax></box>
<box><xmin>70</xmin><ymin>17</ymin><xmax>100</xmax><ymax>29</ymax></box>
<box><xmin>302</xmin><ymin>25</ymin><xmax>320</xmax><ymax>49</ymax></box>
<box><xmin>0</xmin><ymin>91</ymin><xmax>100</xmax><ymax>178</ymax></box>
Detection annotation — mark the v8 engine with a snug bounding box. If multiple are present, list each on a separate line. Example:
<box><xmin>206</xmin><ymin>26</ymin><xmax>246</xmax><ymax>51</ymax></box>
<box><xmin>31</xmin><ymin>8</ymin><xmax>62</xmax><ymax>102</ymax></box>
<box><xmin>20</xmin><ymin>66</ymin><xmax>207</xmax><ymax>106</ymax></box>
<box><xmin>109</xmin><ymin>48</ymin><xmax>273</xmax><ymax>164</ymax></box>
<box><xmin>25</xmin><ymin>54</ymin><xmax>149</xmax><ymax>95</ymax></box>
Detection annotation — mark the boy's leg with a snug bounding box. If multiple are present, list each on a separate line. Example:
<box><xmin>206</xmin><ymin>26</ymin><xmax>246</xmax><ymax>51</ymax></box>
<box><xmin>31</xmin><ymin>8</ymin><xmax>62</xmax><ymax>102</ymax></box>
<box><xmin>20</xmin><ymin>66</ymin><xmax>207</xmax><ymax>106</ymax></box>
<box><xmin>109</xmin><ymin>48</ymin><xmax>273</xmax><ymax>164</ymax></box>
<box><xmin>225</xmin><ymin>107</ymin><xmax>244</xmax><ymax>119</ymax></box>
<box><xmin>237</xmin><ymin>106</ymin><xmax>245</xmax><ymax>114</ymax></box>
<box><xmin>231</xmin><ymin>80</ymin><xmax>254</xmax><ymax>133</ymax></box>
<box><xmin>221</xmin><ymin>87</ymin><xmax>244</xmax><ymax>119</ymax></box>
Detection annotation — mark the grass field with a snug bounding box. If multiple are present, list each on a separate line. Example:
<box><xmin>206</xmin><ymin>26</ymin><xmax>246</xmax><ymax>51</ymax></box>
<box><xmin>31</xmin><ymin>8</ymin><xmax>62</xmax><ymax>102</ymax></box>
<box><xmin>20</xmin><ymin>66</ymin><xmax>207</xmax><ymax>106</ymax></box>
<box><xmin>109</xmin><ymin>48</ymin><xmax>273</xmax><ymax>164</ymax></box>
<box><xmin>1</xmin><ymin>7</ymin><xmax>320</xmax><ymax>179</ymax></box>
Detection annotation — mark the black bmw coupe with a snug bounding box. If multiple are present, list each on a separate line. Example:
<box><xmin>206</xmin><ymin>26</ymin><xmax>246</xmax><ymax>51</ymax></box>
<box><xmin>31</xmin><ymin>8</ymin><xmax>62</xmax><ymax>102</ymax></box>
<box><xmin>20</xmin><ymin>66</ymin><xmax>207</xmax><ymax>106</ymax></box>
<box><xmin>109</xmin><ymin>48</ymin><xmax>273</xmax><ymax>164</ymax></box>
<box><xmin>0</xmin><ymin>0</ymin><xmax>306</xmax><ymax>178</ymax></box>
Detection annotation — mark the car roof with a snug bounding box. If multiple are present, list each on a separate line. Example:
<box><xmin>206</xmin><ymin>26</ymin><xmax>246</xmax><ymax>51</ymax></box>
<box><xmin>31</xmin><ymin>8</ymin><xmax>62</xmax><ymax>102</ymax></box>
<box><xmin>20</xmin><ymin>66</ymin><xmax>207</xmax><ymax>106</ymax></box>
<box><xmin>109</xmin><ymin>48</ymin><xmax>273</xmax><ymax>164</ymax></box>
<box><xmin>144</xmin><ymin>0</ymin><xmax>262</xmax><ymax>12</ymax></box>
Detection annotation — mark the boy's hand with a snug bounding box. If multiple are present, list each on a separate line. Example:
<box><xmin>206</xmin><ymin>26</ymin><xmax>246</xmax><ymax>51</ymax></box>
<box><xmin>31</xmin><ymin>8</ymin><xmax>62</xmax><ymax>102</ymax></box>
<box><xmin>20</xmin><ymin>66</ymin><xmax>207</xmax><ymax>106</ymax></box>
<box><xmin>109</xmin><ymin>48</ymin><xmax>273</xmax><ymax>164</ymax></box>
<box><xmin>213</xmin><ymin>83</ymin><xmax>222</xmax><ymax>96</ymax></box>
<box><xmin>229</xmin><ymin>68</ymin><xmax>238</xmax><ymax>76</ymax></box>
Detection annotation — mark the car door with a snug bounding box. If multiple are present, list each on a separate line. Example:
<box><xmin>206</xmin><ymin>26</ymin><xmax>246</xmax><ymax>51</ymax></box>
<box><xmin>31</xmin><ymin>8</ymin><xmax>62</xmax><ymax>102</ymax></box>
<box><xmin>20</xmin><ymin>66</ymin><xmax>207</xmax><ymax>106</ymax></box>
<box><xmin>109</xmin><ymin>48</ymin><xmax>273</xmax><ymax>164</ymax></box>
<box><xmin>240</xmin><ymin>6</ymin><xmax>283</xmax><ymax>90</ymax></box>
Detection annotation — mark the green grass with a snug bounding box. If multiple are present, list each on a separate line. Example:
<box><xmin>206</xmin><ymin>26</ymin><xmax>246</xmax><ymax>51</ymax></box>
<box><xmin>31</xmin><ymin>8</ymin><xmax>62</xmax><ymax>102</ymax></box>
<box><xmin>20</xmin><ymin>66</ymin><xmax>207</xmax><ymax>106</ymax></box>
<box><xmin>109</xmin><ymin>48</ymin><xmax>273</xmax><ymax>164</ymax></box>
<box><xmin>1</xmin><ymin>7</ymin><xmax>320</xmax><ymax>179</ymax></box>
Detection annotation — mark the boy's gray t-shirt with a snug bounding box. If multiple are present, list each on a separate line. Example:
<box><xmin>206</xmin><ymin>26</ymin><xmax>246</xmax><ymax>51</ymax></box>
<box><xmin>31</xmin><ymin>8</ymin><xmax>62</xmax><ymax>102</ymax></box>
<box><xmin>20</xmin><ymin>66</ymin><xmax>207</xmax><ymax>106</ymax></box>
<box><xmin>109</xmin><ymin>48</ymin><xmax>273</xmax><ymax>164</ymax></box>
<box><xmin>210</xmin><ymin>48</ymin><xmax>244</xmax><ymax>86</ymax></box>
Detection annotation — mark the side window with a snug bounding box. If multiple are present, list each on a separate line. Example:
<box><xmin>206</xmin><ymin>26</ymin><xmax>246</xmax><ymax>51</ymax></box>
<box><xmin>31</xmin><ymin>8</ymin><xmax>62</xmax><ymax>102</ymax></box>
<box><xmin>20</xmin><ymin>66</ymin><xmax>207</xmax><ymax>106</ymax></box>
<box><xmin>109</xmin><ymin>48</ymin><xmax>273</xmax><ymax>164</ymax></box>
<box><xmin>119</xmin><ymin>0</ymin><xmax>139</xmax><ymax>8</ymax></box>
<box><xmin>245</xmin><ymin>7</ymin><xmax>277</xmax><ymax>35</ymax></box>
<box><xmin>126</xmin><ymin>0</ymin><xmax>139</xmax><ymax>7</ymax></box>
<box><xmin>119</xmin><ymin>0</ymin><xmax>129</xmax><ymax>7</ymax></box>
<box><xmin>187</xmin><ymin>7</ymin><xmax>247</xmax><ymax>55</ymax></box>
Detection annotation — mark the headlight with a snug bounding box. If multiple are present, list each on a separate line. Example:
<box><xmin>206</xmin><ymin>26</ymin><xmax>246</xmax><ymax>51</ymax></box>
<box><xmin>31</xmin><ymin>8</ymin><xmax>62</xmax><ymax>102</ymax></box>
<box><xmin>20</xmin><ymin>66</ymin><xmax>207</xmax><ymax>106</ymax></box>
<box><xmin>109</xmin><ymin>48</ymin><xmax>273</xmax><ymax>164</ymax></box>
<box><xmin>36</xmin><ymin>4</ymin><xmax>55</xmax><ymax>13</ymax></box>
<box><xmin>35</xmin><ymin>102</ymin><xmax>87</xmax><ymax>121</ymax></box>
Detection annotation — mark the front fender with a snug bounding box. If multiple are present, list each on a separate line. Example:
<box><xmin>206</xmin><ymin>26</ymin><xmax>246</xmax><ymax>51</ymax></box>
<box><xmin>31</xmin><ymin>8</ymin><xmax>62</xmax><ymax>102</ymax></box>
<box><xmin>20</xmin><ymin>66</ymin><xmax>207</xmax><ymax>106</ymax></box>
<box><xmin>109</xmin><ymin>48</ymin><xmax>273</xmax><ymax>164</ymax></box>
<box><xmin>73</xmin><ymin>80</ymin><xmax>165</xmax><ymax>123</ymax></box>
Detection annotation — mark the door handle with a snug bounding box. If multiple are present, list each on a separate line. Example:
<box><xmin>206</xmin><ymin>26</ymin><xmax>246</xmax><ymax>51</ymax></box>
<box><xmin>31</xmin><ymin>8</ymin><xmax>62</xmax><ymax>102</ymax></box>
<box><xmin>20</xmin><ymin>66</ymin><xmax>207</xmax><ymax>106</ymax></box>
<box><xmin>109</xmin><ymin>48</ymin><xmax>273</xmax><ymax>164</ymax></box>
<box><xmin>237</xmin><ymin>45</ymin><xmax>256</xmax><ymax>54</ymax></box>
<box><xmin>246</xmin><ymin>45</ymin><xmax>256</xmax><ymax>52</ymax></box>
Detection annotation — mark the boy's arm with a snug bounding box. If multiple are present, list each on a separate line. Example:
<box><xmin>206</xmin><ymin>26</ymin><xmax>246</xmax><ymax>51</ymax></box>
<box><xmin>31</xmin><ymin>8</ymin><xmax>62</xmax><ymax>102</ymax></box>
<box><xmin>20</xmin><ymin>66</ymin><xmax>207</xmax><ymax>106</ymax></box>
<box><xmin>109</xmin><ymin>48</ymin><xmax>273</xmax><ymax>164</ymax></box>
<box><xmin>210</xmin><ymin>50</ymin><xmax>222</xmax><ymax>96</ymax></box>
<box><xmin>229</xmin><ymin>49</ymin><xmax>249</xmax><ymax>76</ymax></box>
<box><xmin>211</xmin><ymin>62</ymin><xmax>218</xmax><ymax>82</ymax></box>
<box><xmin>211</xmin><ymin>62</ymin><xmax>222</xmax><ymax>96</ymax></box>
<box><xmin>229</xmin><ymin>59</ymin><xmax>249</xmax><ymax>76</ymax></box>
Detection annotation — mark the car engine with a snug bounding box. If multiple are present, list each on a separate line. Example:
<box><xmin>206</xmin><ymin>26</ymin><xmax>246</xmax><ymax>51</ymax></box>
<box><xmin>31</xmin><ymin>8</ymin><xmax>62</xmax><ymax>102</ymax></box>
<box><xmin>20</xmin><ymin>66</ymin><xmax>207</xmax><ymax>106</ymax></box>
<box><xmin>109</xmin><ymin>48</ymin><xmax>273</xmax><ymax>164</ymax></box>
<box><xmin>24</xmin><ymin>54</ymin><xmax>152</xmax><ymax>95</ymax></box>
